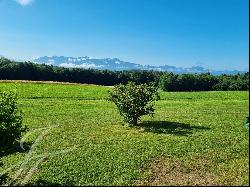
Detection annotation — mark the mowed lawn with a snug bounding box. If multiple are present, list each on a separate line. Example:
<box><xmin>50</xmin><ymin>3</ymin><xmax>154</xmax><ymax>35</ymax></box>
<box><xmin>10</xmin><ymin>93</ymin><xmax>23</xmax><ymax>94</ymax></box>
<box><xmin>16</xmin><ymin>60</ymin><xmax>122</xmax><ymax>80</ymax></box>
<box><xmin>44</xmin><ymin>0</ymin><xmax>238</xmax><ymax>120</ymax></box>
<box><xmin>0</xmin><ymin>82</ymin><xmax>249</xmax><ymax>186</ymax></box>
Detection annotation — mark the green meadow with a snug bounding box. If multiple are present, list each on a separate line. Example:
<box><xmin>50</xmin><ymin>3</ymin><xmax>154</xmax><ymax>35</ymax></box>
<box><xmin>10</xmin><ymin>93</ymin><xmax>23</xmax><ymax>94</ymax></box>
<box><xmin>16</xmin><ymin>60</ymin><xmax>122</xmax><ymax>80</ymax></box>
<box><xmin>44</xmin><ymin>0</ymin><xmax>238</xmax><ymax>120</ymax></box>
<box><xmin>0</xmin><ymin>82</ymin><xmax>249</xmax><ymax>186</ymax></box>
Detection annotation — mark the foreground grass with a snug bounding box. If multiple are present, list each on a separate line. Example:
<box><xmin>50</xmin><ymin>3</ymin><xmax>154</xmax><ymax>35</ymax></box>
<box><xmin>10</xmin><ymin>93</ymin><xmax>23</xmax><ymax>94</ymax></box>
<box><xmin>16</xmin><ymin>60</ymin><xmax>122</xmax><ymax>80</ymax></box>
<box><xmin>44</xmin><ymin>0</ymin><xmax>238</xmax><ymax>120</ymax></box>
<box><xmin>0</xmin><ymin>82</ymin><xmax>249</xmax><ymax>186</ymax></box>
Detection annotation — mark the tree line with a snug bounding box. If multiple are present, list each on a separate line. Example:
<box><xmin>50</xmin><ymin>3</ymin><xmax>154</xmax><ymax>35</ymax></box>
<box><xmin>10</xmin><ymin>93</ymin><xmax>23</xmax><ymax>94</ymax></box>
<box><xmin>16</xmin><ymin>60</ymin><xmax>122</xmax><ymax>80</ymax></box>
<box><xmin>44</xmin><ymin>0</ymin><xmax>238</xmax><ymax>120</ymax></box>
<box><xmin>0</xmin><ymin>57</ymin><xmax>248</xmax><ymax>91</ymax></box>
<box><xmin>159</xmin><ymin>72</ymin><xmax>249</xmax><ymax>91</ymax></box>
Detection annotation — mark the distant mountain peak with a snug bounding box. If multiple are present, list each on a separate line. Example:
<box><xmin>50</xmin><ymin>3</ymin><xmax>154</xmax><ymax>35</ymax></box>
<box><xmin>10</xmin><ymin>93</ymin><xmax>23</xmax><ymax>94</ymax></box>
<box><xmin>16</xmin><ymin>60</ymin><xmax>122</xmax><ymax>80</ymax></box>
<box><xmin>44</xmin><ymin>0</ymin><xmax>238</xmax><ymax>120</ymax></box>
<box><xmin>33</xmin><ymin>56</ymin><xmax>247</xmax><ymax>75</ymax></box>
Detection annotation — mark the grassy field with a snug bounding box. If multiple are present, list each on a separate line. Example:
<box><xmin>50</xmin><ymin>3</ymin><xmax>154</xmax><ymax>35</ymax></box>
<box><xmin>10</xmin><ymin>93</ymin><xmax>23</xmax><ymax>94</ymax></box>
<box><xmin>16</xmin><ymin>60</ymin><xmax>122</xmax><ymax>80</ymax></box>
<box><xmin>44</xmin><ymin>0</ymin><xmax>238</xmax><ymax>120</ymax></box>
<box><xmin>0</xmin><ymin>81</ymin><xmax>249</xmax><ymax>186</ymax></box>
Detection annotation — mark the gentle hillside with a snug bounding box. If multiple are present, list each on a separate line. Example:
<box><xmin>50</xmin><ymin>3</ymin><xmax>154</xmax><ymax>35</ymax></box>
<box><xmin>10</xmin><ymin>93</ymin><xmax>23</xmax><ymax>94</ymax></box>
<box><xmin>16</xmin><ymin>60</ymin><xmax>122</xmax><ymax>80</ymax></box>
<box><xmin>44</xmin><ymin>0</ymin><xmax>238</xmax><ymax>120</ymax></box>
<box><xmin>0</xmin><ymin>82</ymin><xmax>249</xmax><ymax>185</ymax></box>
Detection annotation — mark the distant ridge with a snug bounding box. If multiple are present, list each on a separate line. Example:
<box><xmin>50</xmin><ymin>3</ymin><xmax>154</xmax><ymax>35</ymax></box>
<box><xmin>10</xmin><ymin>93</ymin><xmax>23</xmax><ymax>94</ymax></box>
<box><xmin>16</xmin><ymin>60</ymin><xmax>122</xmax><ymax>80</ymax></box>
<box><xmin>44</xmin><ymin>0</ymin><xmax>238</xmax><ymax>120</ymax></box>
<box><xmin>30</xmin><ymin>56</ymin><xmax>247</xmax><ymax>75</ymax></box>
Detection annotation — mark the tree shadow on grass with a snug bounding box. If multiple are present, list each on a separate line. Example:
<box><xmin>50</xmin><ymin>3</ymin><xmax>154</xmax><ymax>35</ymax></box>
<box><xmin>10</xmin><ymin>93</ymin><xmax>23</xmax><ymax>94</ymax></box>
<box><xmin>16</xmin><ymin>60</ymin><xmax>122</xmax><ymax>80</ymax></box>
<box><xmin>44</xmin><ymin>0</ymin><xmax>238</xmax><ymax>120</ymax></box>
<box><xmin>0</xmin><ymin>173</ymin><xmax>9</xmax><ymax>185</ymax></box>
<box><xmin>136</xmin><ymin>121</ymin><xmax>210</xmax><ymax>136</ymax></box>
<box><xmin>0</xmin><ymin>142</ymin><xmax>32</xmax><ymax>157</ymax></box>
<box><xmin>25</xmin><ymin>179</ymin><xmax>74</xmax><ymax>186</ymax></box>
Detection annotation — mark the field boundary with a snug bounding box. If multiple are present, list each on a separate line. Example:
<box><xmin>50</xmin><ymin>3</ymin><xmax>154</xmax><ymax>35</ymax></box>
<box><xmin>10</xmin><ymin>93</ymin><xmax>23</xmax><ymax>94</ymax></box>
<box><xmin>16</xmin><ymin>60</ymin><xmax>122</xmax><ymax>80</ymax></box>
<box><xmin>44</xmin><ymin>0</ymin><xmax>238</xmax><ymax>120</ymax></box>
<box><xmin>0</xmin><ymin>80</ymin><xmax>113</xmax><ymax>87</ymax></box>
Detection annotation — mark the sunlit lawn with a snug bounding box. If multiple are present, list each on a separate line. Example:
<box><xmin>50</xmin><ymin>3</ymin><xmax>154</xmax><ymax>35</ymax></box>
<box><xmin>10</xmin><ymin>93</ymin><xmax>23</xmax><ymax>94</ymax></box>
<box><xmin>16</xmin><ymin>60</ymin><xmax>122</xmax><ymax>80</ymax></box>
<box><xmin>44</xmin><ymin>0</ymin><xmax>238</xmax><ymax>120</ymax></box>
<box><xmin>0</xmin><ymin>82</ymin><xmax>249</xmax><ymax>186</ymax></box>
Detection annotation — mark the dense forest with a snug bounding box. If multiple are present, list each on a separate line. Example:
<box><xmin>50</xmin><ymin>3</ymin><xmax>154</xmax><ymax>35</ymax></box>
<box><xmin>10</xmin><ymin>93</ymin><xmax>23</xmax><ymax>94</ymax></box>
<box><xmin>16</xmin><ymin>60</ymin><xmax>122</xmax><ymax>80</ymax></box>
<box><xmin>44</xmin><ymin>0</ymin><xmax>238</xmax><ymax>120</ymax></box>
<box><xmin>0</xmin><ymin>57</ymin><xmax>249</xmax><ymax>91</ymax></box>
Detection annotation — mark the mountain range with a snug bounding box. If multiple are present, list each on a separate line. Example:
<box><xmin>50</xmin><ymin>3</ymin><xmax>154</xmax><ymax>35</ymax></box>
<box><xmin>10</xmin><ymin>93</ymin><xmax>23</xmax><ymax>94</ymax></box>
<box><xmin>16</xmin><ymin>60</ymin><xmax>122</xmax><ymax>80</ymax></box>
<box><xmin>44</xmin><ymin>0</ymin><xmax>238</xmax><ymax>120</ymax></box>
<box><xmin>33</xmin><ymin>56</ymin><xmax>247</xmax><ymax>75</ymax></box>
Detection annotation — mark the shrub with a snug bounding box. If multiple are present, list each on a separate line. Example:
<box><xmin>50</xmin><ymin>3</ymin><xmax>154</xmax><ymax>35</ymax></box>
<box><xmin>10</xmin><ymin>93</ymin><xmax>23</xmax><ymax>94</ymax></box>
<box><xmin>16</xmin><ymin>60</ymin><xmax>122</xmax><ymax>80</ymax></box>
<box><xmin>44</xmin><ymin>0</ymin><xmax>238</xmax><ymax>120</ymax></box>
<box><xmin>0</xmin><ymin>91</ymin><xmax>26</xmax><ymax>149</ymax></box>
<box><xmin>108</xmin><ymin>82</ymin><xmax>160</xmax><ymax>126</ymax></box>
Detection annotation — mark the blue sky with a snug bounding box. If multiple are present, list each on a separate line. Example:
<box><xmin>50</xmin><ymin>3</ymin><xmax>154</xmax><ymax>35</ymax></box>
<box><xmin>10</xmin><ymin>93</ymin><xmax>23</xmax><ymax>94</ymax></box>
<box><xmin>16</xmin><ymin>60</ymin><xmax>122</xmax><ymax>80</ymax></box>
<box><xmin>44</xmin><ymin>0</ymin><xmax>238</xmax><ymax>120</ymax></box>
<box><xmin>0</xmin><ymin>0</ymin><xmax>249</xmax><ymax>70</ymax></box>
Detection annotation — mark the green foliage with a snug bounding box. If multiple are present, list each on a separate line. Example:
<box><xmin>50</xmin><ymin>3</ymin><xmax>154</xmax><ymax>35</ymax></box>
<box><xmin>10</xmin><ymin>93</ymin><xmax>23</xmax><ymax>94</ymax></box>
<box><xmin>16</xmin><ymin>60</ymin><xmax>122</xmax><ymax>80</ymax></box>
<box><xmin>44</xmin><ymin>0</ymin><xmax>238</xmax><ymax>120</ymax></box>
<box><xmin>0</xmin><ymin>91</ymin><xmax>26</xmax><ymax>149</ymax></box>
<box><xmin>212</xmin><ymin>73</ymin><xmax>249</xmax><ymax>91</ymax></box>
<box><xmin>159</xmin><ymin>72</ymin><xmax>248</xmax><ymax>92</ymax></box>
<box><xmin>108</xmin><ymin>82</ymin><xmax>160</xmax><ymax>126</ymax></box>
<box><xmin>159</xmin><ymin>73</ymin><xmax>178</xmax><ymax>91</ymax></box>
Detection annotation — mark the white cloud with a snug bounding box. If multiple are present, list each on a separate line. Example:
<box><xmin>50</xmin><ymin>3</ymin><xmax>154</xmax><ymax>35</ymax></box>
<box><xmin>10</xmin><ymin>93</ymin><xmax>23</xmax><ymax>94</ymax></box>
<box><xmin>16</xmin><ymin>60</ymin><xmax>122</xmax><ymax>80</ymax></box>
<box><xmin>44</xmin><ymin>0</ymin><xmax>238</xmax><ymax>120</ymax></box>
<box><xmin>16</xmin><ymin>0</ymin><xmax>34</xmax><ymax>6</ymax></box>
<box><xmin>59</xmin><ymin>63</ymin><xmax>104</xmax><ymax>69</ymax></box>
<box><xmin>45</xmin><ymin>59</ymin><xmax>54</xmax><ymax>65</ymax></box>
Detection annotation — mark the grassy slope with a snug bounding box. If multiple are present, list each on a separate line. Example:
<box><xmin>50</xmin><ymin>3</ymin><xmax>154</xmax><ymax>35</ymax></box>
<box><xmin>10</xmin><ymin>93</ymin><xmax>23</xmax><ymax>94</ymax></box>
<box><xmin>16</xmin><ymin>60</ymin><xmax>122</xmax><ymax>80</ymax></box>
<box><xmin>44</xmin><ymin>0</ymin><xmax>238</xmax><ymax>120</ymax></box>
<box><xmin>0</xmin><ymin>82</ymin><xmax>249</xmax><ymax>186</ymax></box>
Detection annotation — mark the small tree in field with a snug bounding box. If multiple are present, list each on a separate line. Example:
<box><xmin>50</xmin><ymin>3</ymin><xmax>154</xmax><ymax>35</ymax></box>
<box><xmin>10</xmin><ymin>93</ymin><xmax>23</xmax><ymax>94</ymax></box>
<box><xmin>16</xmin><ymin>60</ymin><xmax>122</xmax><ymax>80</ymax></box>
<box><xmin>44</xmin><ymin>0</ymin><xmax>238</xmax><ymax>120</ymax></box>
<box><xmin>0</xmin><ymin>91</ymin><xmax>26</xmax><ymax>149</ymax></box>
<box><xmin>108</xmin><ymin>82</ymin><xmax>160</xmax><ymax>126</ymax></box>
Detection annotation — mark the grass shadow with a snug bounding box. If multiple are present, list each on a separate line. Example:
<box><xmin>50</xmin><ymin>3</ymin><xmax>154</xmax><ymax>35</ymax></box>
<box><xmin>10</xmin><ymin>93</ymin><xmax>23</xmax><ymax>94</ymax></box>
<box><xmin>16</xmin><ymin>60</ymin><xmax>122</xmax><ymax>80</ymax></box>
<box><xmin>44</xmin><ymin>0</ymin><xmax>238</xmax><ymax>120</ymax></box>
<box><xmin>26</xmin><ymin>96</ymin><xmax>102</xmax><ymax>100</ymax></box>
<box><xmin>137</xmin><ymin>121</ymin><xmax>210</xmax><ymax>136</ymax></box>
<box><xmin>0</xmin><ymin>142</ymin><xmax>32</xmax><ymax>157</ymax></box>
<box><xmin>25</xmin><ymin>179</ymin><xmax>74</xmax><ymax>186</ymax></box>
<box><xmin>0</xmin><ymin>173</ymin><xmax>9</xmax><ymax>185</ymax></box>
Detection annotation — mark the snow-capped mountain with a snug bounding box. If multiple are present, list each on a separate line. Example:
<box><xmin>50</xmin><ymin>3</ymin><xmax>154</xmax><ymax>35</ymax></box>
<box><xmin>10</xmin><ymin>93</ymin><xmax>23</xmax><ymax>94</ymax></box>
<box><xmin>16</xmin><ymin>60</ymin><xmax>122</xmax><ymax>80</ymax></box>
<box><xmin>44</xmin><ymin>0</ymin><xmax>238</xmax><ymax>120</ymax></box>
<box><xmin>34</xmin><ymin>56</ymin><xmax>142</xmax><ymax>71</ymax></box>
<box><xmin>34</xmin><ymin>56</ymin><xmax>247</xmax><ymax>75</ymax></box>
